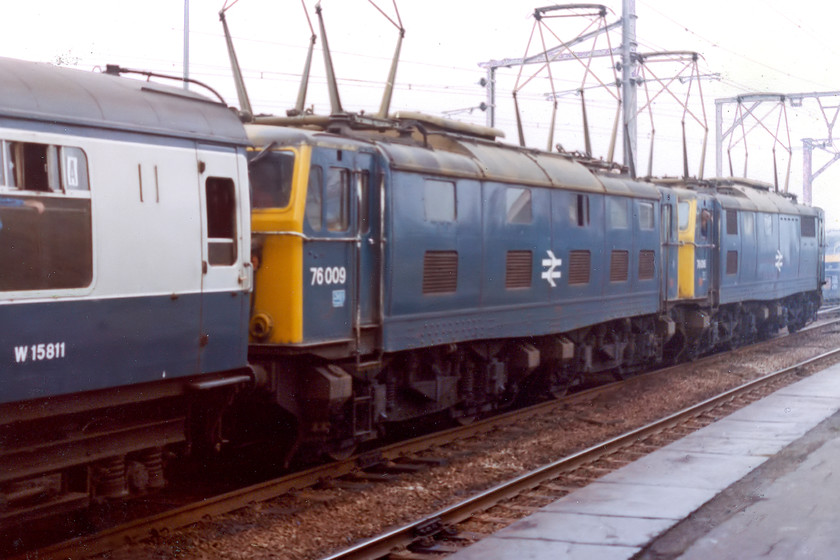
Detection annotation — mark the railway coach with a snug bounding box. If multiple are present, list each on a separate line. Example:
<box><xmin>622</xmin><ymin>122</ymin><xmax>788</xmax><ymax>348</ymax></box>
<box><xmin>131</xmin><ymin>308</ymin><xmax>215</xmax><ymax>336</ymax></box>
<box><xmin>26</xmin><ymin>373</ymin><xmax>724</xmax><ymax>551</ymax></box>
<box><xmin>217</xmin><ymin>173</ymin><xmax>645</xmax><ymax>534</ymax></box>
<box><xmin>0</xmin><ymin>57</ymin><xmax>254</xmax><ymax>524</ymax></box>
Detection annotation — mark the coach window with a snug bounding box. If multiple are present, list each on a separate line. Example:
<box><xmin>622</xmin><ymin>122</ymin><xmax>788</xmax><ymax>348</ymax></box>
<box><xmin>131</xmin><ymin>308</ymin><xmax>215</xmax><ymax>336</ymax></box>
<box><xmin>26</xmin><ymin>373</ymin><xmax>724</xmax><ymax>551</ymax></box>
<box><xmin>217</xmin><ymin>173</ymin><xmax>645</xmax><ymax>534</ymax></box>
<box><xmin>608</xmin><ymin>197</ymin><xmax>629</xmax><ymax>229</ymax></box>
<box><xmin>801</xmin><ymin>215</ymin><xmax>816</xmax><ymax>238</ymax></box>
<box><xmin>506</xmin><ymin>187</ymin><xmax>532</xmax><ymax>224</ymax></box>
<box><xmin>742</xmin><ymin>212</ymin><xmax>754</xmax><ymax>237</ymax></box>
<box><xmin>678</xmin><ymin>202</ymin><xmax>691</xmax><ymax>230</ymax></box>
<box><xmin>205</xmin><ymin>177</ymin><xmax>237</xmax><ymax>266</ymax></box>
<box><xmin>249</xmin><ymin>149</ymin><xmax>295</xmax><ymax>209</ymax></box>
<box><xmin>9</xmin><ymin>141</ymin><xmax>61</xmax><ymax>191</ymax></box>
<box><xmin>326</xmin><ymin>167</ymin><xmax>350</xmax><ymax>232</ymax></box>
<box><xmin>661</xmin><ymin>205</ymin><xmax>672</xmax><ymax>242</ymax></box>
<box><xmin>726</xmin><ymin>209</ymin><xmax>738</xmax><ymax>235</ymax></box>
<box><xmin>306</xmin><ymin>166</ymin><xmax>323</xmax><ymax>231</ymax></box>
<box><xmin>424</xmin><ymin>179</ymin><xmax>456</xmax><ymax>222</ymax></box>
<box><xmin>763</xmin><ymin>213</ymin><xmax>773</xmax><ymax>235</ymax></box>
<box><xmin>0</xmin><ymin>141</ymin><xmax>92</xmax><ymax>291</ymax></box>
<box><xmin>638</xmin><ymin>201</ymin><xmax>655</xmax><ymax>229</ymax></box>
<box><xmin>358</xmin><ymin>170</ymin><xmax>370</xmax><ymax>235</ymax></box>
<box><xmin>570</xmin><ymin>193</ymin><xmax>589</xmax><ymax>226</ymax></box>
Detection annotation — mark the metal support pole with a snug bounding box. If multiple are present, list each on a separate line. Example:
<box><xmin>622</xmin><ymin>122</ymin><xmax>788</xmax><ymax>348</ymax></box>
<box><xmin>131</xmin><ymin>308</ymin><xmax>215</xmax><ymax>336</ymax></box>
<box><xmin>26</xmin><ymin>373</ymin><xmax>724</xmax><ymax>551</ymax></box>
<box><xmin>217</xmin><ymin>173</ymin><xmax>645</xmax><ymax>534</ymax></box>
<box><xmin>803</xmin><ymin>139</ymin><xmax>813</xmax><ymax>205</ymax></box>
<box><xmin>715</xmin><ymin>99</ymin><xmax>723</xmax><ymax>176</ymax></box>
<box><xmin>621</xmin><ymin>0</ymin><xmax>637</xmax><ymax>169</ymax></box>
<box><xmin>486</xmin><ymin>67</ymin><xmax>496</xmax><ymax>129</ymax></box>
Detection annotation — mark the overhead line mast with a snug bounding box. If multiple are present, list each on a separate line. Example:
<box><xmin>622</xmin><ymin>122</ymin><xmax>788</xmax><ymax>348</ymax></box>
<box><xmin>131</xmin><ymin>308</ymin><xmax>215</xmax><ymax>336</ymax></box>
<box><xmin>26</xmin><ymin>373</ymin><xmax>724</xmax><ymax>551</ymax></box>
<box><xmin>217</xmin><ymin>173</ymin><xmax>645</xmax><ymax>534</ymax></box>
<box><xmin>621</xmin><ymin>0</ymin><xmax>638</xmax><ymax>172</ymax></box>
<box><xmin>480</xmin><ymin>2</ymin><xmax>638</xmax><ymax>170</ymax></box>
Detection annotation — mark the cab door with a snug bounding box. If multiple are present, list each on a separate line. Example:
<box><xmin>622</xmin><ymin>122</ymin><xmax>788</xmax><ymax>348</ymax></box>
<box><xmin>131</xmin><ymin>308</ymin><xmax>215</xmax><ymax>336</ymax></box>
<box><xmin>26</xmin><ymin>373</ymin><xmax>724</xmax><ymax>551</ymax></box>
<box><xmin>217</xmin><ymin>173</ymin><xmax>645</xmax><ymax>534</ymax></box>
<box><xmin>354</xmin><ymin>151</ymin><xmax>381</xmax><ymax>340</ymax></box>
<box><xmin>694</xmin><ymin>195</ymin><xmax>715</xmax><ymax>300</ymax></box>
<box><xmin>660</xmin><ymin>191</ymin><xmax>679</xmax><ymax>301</ymax></box>
<box><xmin>196</xmin><ymin>145</ymin><xmax>250</xmax><ymax>373</ymax></box>
<box><xmin>302</xmin><ymin>147</ymin><xmax>357</xmax><ymax>343</ymax></box>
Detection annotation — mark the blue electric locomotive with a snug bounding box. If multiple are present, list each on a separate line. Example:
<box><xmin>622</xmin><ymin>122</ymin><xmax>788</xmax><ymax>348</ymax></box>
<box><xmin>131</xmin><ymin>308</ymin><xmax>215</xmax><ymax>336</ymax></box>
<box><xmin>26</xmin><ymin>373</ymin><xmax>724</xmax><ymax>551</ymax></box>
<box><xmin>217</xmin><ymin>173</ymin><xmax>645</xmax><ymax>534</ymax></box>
<box><xmin>244</xmin><ymin>114</ymin><xmax>823</xmax><ymax>461</ymax></box>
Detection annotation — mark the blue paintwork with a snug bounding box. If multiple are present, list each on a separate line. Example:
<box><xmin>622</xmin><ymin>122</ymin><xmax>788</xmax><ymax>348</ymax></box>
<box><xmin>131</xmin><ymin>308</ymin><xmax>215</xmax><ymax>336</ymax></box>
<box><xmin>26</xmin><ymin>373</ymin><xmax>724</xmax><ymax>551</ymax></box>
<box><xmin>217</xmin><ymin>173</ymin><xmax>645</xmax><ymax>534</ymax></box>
<box><xmin>302</xmin><ymin>241</ymin><xmax>353</xmax><ymax>342</ymax></box>
<box><xmin>824</xmin><ymin>261</ymin><xmax>840</xmax><ymax>302</ymax></box>
<box><xmin>693</xmin><ymin>194</ymin><xmax>716</xmax><ymax>299</ymax></box>
<box><xmin>382</xmin><ymin>169</ymin><xmax>662</xmax><ymax>353</ymax></box>
<box><xmin>1</xmin><ymin>290</ymin><xmax>249</xmax><ymax>405</ymax></box>
<box><xmin>265</xmin><ymin>128</ymin><xmax>824</xmax><ymax>358</ymax></box>
<box><xmin>658</xmin><ymin>189</ymin><xmax>680</xmax><ymax>301</ymax></box>
<box><xmin>718</xmin><ymin>206</ymin><xmax>821</xmax><ymax>306</ymax></box>
<box><xmin>301</xmin><ymin>146</ymin><xmax>360</xmax><ymax>343</ymax></box>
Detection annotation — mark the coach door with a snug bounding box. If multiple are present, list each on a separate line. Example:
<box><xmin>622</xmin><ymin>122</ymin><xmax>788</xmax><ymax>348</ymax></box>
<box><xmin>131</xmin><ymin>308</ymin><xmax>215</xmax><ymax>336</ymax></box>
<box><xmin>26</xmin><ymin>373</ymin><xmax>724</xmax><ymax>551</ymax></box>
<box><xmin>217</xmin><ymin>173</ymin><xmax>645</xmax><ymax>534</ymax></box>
<box><xmin>196</xmin><ymin>145</ymin><xmax>250</xmax><ymax>373</ymax></box>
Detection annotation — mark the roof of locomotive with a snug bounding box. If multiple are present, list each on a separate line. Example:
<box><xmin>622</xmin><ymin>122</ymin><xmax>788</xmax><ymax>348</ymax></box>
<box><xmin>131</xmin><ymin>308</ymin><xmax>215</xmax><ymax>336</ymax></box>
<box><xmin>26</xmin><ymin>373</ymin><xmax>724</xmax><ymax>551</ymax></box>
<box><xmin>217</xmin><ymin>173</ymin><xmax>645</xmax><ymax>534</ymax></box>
<box><xmin>0</xmin><ymin>57</ymin><xmax>248</xmax><ymax>144</ymax></box>
<box><xmin>245</xmin><ymin>122</ymin><xmax>661</xmax><ymax>200</ymax></box>
<box><xmin>712</xmin><ymin>178</ymin><xmax>821</xmax><ymax>216</ymax></box>
<box><xmin>651</xmin><ymin>176</ymin><xmax>822</xmax><ymax>216</ymax></box>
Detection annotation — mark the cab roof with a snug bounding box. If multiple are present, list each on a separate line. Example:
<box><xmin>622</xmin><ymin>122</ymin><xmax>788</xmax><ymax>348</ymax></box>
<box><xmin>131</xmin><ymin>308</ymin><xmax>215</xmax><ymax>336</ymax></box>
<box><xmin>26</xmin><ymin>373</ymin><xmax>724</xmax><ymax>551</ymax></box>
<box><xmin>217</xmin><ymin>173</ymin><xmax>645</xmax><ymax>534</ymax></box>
<box><xmin>245</xmin><ymin>123</ymin><xmax>660</xmax><ymax>199</ymax></box>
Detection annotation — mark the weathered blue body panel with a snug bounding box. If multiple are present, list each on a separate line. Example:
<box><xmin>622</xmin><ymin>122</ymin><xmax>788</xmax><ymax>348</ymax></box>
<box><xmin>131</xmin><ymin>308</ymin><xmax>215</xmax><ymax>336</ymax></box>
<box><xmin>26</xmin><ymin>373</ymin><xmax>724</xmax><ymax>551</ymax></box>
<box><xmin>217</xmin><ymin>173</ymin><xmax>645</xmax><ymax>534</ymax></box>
<box><xmin>381</xmin><ymin>167</ymin><xmax>662</xmax><ymax>353</ymax></box>
<box><xmin>715</xmin><ymin>181</ymin><xmax>822</xmax><ymax>306</ymax></box>
<box><xmin>1</xmin><ymin>291</ymin><xmax>248</xmax><ymax>405</ymax></box>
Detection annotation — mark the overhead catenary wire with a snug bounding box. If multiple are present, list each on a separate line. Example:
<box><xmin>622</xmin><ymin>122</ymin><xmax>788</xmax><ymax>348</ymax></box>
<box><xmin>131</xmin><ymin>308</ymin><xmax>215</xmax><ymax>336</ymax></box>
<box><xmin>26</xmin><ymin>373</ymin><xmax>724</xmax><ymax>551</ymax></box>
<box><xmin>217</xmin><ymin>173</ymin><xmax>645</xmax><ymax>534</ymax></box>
<box><xmin>636</xmin><ymin>0</ymin><xmax>836</xmax><ymax>91</ymax></box>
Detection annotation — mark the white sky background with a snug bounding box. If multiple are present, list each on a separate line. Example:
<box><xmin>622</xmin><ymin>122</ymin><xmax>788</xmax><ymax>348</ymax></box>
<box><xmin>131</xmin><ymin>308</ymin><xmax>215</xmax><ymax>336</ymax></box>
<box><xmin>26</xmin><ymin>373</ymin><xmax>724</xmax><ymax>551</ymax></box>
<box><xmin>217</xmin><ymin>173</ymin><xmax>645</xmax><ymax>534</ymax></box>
<box><xmin>2</xmin><ymin>0</ymin><xmax>839</xmax><ymax>225</ymax></box>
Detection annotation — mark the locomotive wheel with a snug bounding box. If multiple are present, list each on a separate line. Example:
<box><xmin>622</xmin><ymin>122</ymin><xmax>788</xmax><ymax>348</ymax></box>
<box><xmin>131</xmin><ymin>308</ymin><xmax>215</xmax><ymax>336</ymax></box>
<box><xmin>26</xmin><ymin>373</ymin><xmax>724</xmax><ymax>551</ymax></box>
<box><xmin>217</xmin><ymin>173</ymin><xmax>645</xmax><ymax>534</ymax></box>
<box><xmin>548</xmin><ymin>369</ymin><xmax>577</xmax><ymax>399</ymax></box>
<box><xmin>325</xmin><ymin>441</ymin><xmax>358</xmax><ymax>462</ymax></box>
<box><xmin>453</xmin><ymin>413</ymin><xmax>478</xmax><ymax>426</ymax></box>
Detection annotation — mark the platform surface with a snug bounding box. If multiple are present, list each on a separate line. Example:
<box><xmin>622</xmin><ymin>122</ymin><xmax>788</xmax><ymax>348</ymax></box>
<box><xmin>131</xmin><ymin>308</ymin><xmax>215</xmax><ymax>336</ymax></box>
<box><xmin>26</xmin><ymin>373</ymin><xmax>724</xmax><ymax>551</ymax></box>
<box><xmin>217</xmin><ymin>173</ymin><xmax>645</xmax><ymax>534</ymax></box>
<box><xmin>450</xmin><ymin>363</ymin><xmax>840</xmax><ymax>560</ymax></box>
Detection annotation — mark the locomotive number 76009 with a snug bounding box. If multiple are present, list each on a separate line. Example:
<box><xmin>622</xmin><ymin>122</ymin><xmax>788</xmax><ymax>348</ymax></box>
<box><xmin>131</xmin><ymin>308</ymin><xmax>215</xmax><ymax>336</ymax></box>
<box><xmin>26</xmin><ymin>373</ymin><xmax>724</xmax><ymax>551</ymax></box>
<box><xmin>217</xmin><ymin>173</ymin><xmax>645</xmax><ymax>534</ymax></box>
<box><xmin>310</xmin><ymin>266</ymin><xmax>347</xmax><ymax>286</ymax></box>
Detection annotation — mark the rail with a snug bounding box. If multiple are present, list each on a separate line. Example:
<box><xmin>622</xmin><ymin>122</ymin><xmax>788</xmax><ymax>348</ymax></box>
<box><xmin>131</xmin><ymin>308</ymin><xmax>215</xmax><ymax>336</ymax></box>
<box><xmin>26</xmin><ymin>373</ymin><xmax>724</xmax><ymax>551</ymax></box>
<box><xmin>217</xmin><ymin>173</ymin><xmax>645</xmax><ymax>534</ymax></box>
<box><xmin>16</xmin><ymin>317</ymin><xmax>840</xmax><ymax>560</ymax></box>
<box><xmin>320</xmin><ymin>346</ymin><xmax>840</xmax><ymax>560</ymax></box>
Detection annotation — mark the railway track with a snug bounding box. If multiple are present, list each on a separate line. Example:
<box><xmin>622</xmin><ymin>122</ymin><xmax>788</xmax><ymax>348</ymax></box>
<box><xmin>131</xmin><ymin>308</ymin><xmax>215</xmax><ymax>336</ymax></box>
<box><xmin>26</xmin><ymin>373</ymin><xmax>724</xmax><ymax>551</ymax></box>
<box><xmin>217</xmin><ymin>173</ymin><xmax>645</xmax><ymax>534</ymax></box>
<box><xmin>320</xmin><ymin>346</ymin><xmax>840</xmax><ymax>560</ymax></box>
<box><xmin>13</xmin><ymin>317</ymin><xmax>840</xmax><ymax>560</ymax></box>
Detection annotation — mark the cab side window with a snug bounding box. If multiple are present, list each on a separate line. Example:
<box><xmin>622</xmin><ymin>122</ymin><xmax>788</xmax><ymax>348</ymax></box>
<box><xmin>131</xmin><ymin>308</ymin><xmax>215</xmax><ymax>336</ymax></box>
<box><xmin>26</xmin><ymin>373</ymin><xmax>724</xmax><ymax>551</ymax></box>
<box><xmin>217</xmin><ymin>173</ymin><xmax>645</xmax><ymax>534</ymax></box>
<box><xmin>306</xmin><ymin>166</ymin><xmax>323</xmax><ymax>231</ymax></box>
<box><xmin>249</xmin><ymin>150</ymin><xmax>295</xmax><ymax>209</ymax></box>
<box><xmin>424</xmin><ymin>179</ymin><xmax>456</xmax><ymax>222</ymax></box>
<box><xmin>326</xmin><ymin>167</ymin><xmax>350</xmax><ymax>232</ymax></box>
<box><xmin>699</xmin><ymin>209</ymin><xmax>711</xmax><ymax>239</ymax></box>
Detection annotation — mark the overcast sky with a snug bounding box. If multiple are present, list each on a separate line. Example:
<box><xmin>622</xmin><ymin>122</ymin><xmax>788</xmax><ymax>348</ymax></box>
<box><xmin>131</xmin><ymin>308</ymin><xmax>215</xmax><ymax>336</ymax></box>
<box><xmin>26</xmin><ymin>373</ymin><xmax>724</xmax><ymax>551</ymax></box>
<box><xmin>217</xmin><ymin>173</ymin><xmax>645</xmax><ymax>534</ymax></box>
<box><xmin>2</xmin><ymin>0</ymin><xmax>839</xmax><ymax>223</ymax></box>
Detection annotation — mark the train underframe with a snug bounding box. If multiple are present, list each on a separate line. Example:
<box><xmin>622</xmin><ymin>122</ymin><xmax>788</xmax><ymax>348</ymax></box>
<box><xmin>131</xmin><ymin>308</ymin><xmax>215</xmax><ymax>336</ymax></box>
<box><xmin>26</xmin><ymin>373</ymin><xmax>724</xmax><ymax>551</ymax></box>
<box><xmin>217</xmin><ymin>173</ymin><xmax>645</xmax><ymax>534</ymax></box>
<box><xmin>0</xmin><ymin>292</ymin><xmax>820</xmax><ymax>526</ymax></box>
<box><xmin>0</xmin><ymin>370</ymin><xmax>252</xmax><ymax>528</ymax></box>
<box><xmin>246</xmin><ymin>290</ymin><xmax>822</xmax><ymax>465</ymax></box>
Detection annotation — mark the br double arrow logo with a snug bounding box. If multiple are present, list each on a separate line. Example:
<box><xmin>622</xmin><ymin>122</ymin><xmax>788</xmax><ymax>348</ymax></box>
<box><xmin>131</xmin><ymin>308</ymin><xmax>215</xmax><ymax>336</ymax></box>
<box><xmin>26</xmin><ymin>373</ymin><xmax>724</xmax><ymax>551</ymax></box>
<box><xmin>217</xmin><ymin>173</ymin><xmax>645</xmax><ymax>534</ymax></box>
<box><xmin>541</xmin><ymin>250</ymin><xmax>562</xmax><ymax>287</ymax></box>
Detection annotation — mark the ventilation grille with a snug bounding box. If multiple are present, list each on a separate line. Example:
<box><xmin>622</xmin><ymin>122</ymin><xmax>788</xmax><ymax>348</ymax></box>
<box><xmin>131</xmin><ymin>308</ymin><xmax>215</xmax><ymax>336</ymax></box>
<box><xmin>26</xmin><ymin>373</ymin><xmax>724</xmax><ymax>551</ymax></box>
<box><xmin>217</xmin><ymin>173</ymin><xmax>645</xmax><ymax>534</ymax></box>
<box><xmin>610</xmin><ymin>250</ymin><xmax>629</xmax><ymax>282</ymax></box>
<box><xmin>568</xmin><ymin>250</ymin><xmax>591</xmax><ymax>285</ymax></box>
<box><xmin>726</xmin><ymin>250</ymin><xmax>738</xmax><ymax>275</ymax></box>
<box><xmin>422</xmin><ymin>251</ymin><xmax>458</xmax><ymax>294</ymax></box>
<box><xmin>505</xmin><ymin>250</ymin><xmax>533</xmax><ymax>289</ymax></box>
<box><xmin>639</xmin><ymin>250</ymin><xmax>655</xmax><ymax>280</ymax></box>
